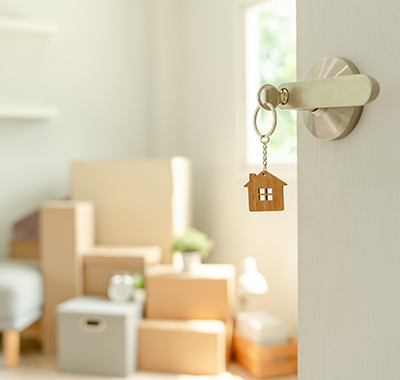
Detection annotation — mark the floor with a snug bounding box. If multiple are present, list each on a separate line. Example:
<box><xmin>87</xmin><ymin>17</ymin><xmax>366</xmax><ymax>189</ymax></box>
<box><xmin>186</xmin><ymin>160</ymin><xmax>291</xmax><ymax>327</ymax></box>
<box><xmin>0</xmin><ymin>338</ymin><xmax>297</xmax><ymax>380</ymax></box>
<box><xmin>0</xmin><ymin>354</ymin><xmax>297</xmax><ymax>380</ymax></box>
<box><xmin>0</xmin><ymin>353</ymin><xmax>297</xmax><ymax>380</ymax></box>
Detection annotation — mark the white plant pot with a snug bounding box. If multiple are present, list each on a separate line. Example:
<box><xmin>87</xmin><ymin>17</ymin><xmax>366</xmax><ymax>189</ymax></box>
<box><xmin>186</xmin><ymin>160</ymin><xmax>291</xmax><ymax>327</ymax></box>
<box><xmin>182</xmin><ymin>251</ymin><xmax>201</xmax><ymax>272</ymax></box>
<box><xmin>134</xmin><ymin>288</ymin><xmax>146</xmax><ymax>304</ymax></box>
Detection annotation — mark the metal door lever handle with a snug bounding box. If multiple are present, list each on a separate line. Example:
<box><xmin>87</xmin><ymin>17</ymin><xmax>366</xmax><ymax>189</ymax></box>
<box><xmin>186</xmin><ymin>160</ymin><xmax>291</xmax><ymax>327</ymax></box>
<box><xmin>261</xmin><ymin>57</ymin><xmax>381</xmax><ymax>140</ymax></box>
<box><xmin>277</xmin><ymin>74</ymin><xmax>380</xmax><ymax>111</ymax></box>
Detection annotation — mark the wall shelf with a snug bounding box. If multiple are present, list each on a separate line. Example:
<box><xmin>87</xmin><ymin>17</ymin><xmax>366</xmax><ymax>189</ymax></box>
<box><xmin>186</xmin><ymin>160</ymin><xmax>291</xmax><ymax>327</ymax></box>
<box><xmin>0</xmin><ymin>17</ymin><xmax>57</xmax><ymax>35</ymax></box>
<box><xmin>0</xmin><ymin>106</ymin><xmax>59</xmax><ymax>120</ymax></box>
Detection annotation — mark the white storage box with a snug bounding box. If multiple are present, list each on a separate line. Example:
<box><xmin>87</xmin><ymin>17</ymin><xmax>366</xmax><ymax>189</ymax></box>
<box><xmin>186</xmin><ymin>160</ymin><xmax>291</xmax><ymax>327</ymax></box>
<box><xmin>57</xmin><ymin>296</ymin><xmax>141</xmax><ymax>377</ymax></box>
<box><xmin>235</xmin><ymin>311</ymin><xmax>287</xmax><ymax>346</ymax></box>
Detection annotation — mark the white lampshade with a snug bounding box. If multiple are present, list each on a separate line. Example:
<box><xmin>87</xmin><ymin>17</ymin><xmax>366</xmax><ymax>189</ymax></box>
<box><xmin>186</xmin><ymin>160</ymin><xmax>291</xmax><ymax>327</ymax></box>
<box><xmin>238</xmin><ymin>257</ymin><xmax>268</xmax><ymax>295</ymax></box>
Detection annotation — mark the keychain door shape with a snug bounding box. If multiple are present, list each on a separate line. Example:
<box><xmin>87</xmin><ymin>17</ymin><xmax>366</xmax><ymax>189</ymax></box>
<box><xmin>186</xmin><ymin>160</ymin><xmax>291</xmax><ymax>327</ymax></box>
<box><xmin>245</xmin><ymin>86</ymin><xmax>288</xmax><ymax>212</ymax></box>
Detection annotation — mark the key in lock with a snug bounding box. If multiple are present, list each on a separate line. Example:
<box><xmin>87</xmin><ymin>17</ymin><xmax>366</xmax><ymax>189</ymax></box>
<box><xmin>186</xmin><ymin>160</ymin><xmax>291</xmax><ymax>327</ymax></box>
<box><xmin>257</xmin><ymin>84</ymin><xmax>289</xmax><ymax>110</ymax></box>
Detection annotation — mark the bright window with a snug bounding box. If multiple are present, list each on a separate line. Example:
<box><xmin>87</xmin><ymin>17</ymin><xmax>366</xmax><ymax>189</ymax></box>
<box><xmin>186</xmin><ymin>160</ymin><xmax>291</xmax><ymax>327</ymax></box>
<box><xmin>244</xmin><ymin>0</ymin><xmax>296</xmax><ymax>165</ymax></box>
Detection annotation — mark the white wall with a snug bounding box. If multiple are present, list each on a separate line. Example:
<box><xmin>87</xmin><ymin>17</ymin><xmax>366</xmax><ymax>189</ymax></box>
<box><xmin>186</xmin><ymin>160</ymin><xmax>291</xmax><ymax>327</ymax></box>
<box><xmin>0</xmin><ymin>0</ymin><xmax>151</xmax><ymax>257</ymax></box>
<box><xmin>147</xmin><ymin>0</ymin><xmax>184</xmax><ymax>158</ymax></box>
<box><xmin>298</xmin><ymin>1</ymin><xmax>400</xmax><ymax>379</ymax></box>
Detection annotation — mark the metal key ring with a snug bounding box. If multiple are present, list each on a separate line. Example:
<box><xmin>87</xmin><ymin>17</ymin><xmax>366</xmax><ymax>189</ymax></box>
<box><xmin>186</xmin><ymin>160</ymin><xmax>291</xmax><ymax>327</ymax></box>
<box><xmin>253</xmin><ymin>102</ymin><xmax>277</xmax><ymax>138</ymax></box>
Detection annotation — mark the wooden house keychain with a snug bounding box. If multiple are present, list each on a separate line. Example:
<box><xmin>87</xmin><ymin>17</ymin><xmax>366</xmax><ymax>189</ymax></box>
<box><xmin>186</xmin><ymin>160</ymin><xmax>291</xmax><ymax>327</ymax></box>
<box><xmin>244</xmin><ymin>84</ymin><xmax>288</xmax><ymax>212</ymax></box>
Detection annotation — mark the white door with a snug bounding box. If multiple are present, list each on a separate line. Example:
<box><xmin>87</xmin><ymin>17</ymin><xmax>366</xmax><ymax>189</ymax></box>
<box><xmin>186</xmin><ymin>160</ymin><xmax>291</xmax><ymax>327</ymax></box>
<box><xmin>297</xmin><ymin>1</ymin><xmax>400</xmax><ymax>379</ymax></box>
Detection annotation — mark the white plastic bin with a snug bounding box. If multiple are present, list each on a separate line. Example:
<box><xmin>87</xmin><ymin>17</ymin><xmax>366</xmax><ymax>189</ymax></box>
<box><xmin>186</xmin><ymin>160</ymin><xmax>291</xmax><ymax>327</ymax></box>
<box><xmin>235</xmin><ymin>311</ymin><xmax>287</xmax><ymax>346</ymax></box>
<box><xmin>57</xmin><ymin>296</ymin><xmax>141</xmax><ymax>377</ymax></box>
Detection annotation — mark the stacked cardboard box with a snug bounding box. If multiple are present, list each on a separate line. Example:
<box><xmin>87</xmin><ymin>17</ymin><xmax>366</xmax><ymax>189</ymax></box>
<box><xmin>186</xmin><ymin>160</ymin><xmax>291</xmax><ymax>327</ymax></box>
<box><xmin>40</xmin><ymin>158</ymin><xmax>192</xmax><ymax>354</ymax></box>
<box><xmin>138</xmin><ymin>264</ymin><xmax>235</xmax><ymax>375</ymax></box>
<box><xmin>138</xmin><ymin>319</ymin><xmax>226</xmax><ymax>375</ymax></box>
<box><xmin>70</xmin><ymin>157</ymin><xmax>192</xmax><ymax>263</ymax></box>
<box><xmin>145</xmin><ymin>264</ymin><xmax>235</xmax><ymax>320</ymax></box>
<box><xmin>40</xmin><ymin>202</ymin><xmax>162</xmax><ymax>354</ymax></box>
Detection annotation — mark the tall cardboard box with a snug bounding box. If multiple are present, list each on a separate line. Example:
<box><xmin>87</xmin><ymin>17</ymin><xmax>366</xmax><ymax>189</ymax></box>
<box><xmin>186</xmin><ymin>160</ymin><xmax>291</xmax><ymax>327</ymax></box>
<box><xmin>138</xmin><ymin>319</ymin><xmax>226</xmax><ymax>375</ymax></box>
<box><xmin>40</xmin><ymin>201</ymin><xmax>94</xmax><ymax>354</ymax></box>
<box><xmin>145</xmin><ymin>264</ymin><xmax>235</xmax><ymax>321</ymax></box>
<box><xmin>83</xmin><ymin>245</ymin><xmax>161</xmax><ymax>295</ymax></box>
<box><xmin>71</xmin><ymin>157</ymin><xmax>192</xmax><ymax>263</ymax></box>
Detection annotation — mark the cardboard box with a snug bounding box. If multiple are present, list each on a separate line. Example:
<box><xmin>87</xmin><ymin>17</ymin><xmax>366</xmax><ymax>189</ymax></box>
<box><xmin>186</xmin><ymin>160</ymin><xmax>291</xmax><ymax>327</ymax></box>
<box><xmin>10</xmin><ymin>211</ymin><xmax>40</xmax><ymax>259</ymax></box>
<box><xmin>145</xmin><ymin>264</ymin><xmax>235</xmax><ymax>321</ymax></box>
<box><xmin>138</xmin><ymin>319</ymin><xmax>226</xmax><ymax>375</ymax></box>
<box><xmin>83</xmin><ymin>245</ymin><xmax>161</xmax><ymax>295</ymax></box>
<box><xmin>225</xmin><ymin>318</ymin><xmax>234</xmax><ymax>362</ymax></box>
<box><xmin>71</xmin><ymin>157</ymin><xmax>192</xmax><ymax>263</ymax></box>
<box><xmin>232</xmin><ymin>332</ymin><xmax>297</xmax><ymax>378</ymax></box>
<box><xmin>40</xmin><ymin>201</ymin><xmax>94</xmax><ymax>354</ymax></box>
<box><xmin>9</xmin><ymin>240</ymin><xmax>40</xmax><ymax>259</ymax></box>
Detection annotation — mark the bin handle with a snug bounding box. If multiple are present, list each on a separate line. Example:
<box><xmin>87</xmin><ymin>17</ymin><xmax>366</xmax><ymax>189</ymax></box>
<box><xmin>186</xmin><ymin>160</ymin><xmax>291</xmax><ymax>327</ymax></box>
<box><xmin>79</xmin><ymin>316</ymin><xmax>107</xmax><ymax>333</ymax></box>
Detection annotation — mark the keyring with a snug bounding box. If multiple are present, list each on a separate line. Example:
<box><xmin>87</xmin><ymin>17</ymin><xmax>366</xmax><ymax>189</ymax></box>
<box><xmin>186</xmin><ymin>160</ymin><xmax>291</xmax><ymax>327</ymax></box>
<box><xmin>253</xmin><ymin>102</ymin><xmax>277</xmax><ymax>138</ymax></box>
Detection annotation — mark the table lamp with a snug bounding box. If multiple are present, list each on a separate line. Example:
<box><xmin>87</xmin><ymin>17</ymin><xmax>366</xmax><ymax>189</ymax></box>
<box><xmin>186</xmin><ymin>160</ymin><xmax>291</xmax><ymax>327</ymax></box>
<box><xmin>238</xmin><ymin>256</ymin><xmax>268</xmax><ymax>309</ymax></box>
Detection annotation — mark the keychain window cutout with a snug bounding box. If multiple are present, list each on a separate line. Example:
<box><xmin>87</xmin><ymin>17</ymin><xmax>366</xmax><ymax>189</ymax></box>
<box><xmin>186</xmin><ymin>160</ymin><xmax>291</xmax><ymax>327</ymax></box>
<box><xmin>258</xmin><ymin>188</ymin><xmax>273</xmax><ymax>201</ymax></box>
<box><xmin>245</xmin><ymin>171</ymin><xmax>287</xmax><ymax>211</ymax></box>
<box><xmin>258</xmin><ymin>188</ymin><xmax>273</xmax><ymax>195</ymax></box>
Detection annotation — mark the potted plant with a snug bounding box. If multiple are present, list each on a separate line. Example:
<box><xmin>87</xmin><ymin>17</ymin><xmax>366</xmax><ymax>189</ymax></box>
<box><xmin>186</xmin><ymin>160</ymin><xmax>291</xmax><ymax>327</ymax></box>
<box><xmin>172</xmin><ymin>228</ymin><xmax>214</xmax><ymax>272</ymax></box>
<box><xmin>132</xmin><ymin>273</ymin><xmax>146</xmax><ymax>304</ymax></box>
